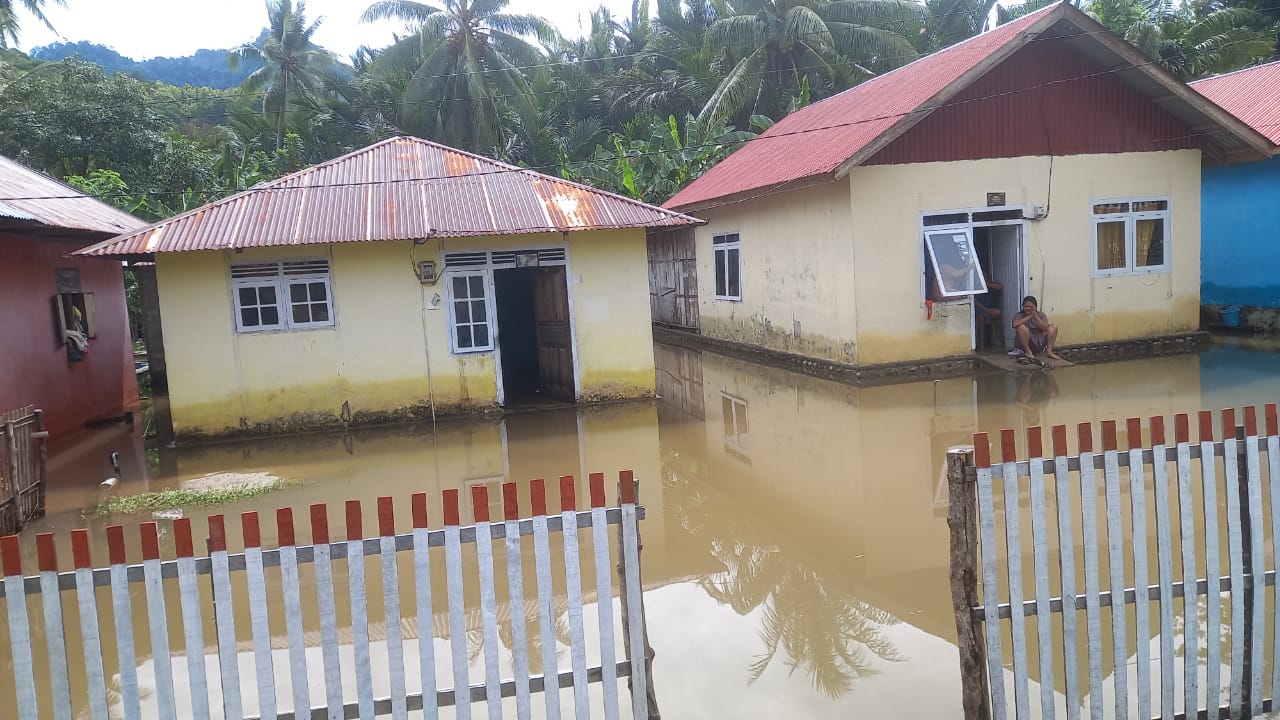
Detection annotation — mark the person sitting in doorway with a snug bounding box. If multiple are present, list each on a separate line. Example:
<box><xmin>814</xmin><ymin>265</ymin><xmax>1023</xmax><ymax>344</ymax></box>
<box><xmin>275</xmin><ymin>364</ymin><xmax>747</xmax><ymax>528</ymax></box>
<box><xmin>1011</xmin><ymin>295</ymin><xmax>1060</xmax><ymax>362</ymax></box>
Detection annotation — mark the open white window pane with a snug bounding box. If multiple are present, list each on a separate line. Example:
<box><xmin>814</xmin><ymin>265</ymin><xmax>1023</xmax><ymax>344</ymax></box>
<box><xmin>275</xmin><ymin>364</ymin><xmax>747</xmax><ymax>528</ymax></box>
<box><xmin>924</xmin><ymin>229</ymin><xmax>987</xmax><ymax>298</ymax></box>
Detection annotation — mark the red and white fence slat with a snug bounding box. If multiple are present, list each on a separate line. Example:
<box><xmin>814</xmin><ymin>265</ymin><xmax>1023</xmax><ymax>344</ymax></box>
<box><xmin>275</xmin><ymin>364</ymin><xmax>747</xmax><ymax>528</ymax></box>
<box><xmin>954</xmin><ymin>404</ymin><xmax>1280</xmax><ymax>720</ymax></box>
<box><xmin>0</xmin><ymin>472</ymin><xmax>651</xmax><ymax>720</ymax></box>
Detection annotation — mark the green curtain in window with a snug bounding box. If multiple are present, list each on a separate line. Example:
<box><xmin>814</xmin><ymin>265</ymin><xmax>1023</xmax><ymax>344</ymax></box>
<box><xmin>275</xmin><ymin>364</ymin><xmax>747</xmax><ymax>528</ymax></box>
<box><xmin>1136</xmin><ymin>219</ymin><xmax>1162</xmax><ymax>267</ymax></box>
<box><xmin>1096</xmin><ymin>221</ymin><xmax>1126</xmax><ymax>270</ymax></box>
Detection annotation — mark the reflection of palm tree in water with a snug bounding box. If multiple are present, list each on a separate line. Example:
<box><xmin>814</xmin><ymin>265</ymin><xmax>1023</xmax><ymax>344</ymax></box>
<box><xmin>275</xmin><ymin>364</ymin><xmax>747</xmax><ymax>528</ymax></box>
<box><xmin>664</xmin><ymin>455</ymin><xmax>903</xmax><ymax>700</ymax></box>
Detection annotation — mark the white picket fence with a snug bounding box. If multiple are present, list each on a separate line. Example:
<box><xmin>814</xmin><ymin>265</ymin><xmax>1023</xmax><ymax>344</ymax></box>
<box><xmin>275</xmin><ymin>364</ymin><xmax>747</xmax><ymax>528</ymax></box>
<box><xmin>948</xmin><ymin>406</ymin><xmax>1280</xmax><ymax>720</ymax></box>
<box><xmin>0</xmin><ymin>471</ymin><xmax>654</xmax><ymax>720</ymax></box>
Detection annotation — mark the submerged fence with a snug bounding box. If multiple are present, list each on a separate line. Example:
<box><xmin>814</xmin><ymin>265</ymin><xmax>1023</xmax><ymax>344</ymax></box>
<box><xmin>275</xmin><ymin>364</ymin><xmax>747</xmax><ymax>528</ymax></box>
<box><xmin>948</xmin><ymin>405</ymin><xmax>1280</xmax><ymax>720</ymax></box>
<box><xmin>1</xmin><ymin>471</ymin><xmax>654</xmax><ymax>720</ymax></box>
<box><xmin>0</xmin><ymin>405</ymin><xmax>46</xmax><ymax>535</ymax></box>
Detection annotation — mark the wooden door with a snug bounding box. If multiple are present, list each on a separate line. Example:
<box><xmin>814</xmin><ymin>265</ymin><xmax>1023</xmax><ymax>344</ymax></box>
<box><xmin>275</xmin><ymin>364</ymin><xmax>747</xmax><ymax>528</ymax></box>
<box><xmin>647</xmin><ymin>228</ymin><xmax>700</xmax><ymax>330</ymax></box>
<box><xmin>532</xmin><ymin>266</ymin><xmax>576</xmax><ymax>402</ymax></box>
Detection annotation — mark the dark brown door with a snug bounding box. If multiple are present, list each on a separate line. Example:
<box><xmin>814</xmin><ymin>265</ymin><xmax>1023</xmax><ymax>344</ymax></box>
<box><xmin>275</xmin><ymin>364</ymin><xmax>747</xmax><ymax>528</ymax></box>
<box><xmin>532</xmin><ymin>266</ymin><xmax>576</xmax><ymax>402</ymax></box>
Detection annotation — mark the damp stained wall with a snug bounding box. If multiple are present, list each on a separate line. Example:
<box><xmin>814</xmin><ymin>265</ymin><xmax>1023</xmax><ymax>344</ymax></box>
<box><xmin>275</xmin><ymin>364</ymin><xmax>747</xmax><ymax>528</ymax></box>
<box><xmin>154</xmin><ymin>230</ymin><xmax>656</xmax><ymax>437</ymax></box>
<box><xmin>692</xmin><ymin>150</ymin><xmax>1202</xmax><ymax>366</ymax></box>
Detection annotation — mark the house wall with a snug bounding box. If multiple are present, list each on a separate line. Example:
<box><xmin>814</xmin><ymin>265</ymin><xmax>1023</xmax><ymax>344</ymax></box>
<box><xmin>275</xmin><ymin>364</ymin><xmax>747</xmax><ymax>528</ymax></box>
<box><xmin>155</xmin><ymin>230</ymin><xmax>655</xmax><ymax>438</ymax></box>
<box><xmin>849</xmin><ymin>150</ymin><xmax>1202</xmax><ymax>364</ymax></box>
<box><xmin>691</xmin><ymin>150</ymin><xmax>1201</xmax><ymax>366</ymax></box>
<box><xmin>0</xmin><ymin>234</ymin><xmax>139</xmax><ymax>440</ymax></box>
<box><xmin>692</xmin><ymin>181</ymin><xmax>858</xmax><ymax>363</ymax></box>
<box><xmin>1201</xmin><ymin>156</ymin><xmax>1280</xmax><ymax>307</ymax></box>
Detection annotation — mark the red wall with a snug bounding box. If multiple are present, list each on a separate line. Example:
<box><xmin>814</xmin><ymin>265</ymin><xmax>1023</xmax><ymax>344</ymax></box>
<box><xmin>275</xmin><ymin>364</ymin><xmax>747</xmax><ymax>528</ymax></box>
<box><xmin>0</xmin><ymin>234</ymin><xmax>139</xmax><ymax>439</ymax></box>
<box><xmin>867</xmin><ymin>42</ymin><xmax>1198</xmax><ymax>165</ymax></box>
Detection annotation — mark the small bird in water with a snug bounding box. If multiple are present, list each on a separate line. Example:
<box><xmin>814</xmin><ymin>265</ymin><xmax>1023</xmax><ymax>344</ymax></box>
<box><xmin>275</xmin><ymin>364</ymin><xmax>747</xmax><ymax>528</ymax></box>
<box><xmin>99</xmin><ymin>450</ymin><xmax>122</xmax><ymax>489</ymax></box>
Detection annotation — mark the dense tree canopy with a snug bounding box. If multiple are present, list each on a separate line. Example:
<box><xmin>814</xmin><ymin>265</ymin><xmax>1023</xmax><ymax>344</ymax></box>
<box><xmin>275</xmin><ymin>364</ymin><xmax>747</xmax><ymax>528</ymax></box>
<box><xmin>0</xmin><ymin>0</ymin><xmax>1272</xmax><ymax>220</ymax></box>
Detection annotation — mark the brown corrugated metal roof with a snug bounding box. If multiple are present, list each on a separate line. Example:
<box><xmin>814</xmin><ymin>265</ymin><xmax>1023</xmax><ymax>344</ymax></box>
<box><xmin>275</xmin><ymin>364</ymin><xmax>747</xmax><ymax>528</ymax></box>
<box><xmin>76</xmin><ymin>136</ymin><xmax>702</xmax><ymax>256</ymax></box>
<box><xmin>0</xmin><ymin>154</ymin><xmax>144</xmax><ymax>235</ymax></box>
<box><xmin>665</xmin><ymin>2</ymin><xmax>1273</xmax><ymax>211</ymax></box>
<box><xmin>1191</xmin><ymin>61</ymin><xmax>1280</xmax><ymax>146</ymax></box>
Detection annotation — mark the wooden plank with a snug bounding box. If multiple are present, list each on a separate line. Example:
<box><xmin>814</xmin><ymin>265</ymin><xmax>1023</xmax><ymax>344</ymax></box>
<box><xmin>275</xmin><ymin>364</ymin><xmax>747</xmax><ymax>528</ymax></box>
<box><xmin>1221</xmin><ymin>411</ymin><xmax>1244</xmax><ymax>717</ymax></box>
<box><xmin>1100</xmin><ymin>422</ymin><xmax>1129</xmax><ymax>720</ymax></box>
<box><xmin>1125</xmin><ymin>419</ymin><xmax>1151</xmax><ymax>720</ymax></box>
<box><xmin>140</xmin><ymin>523</ymin><xmax>178</xmax><ymax>720</ymax></box>
<box><xmin>471</xmin><ymin>488</ymin><xmax>504</xmax><ymax>720</ymax></box>
<box><xmin>377</xmin><ymin>499</ymin><xmax>408</xmax><ymax>720</ymax></box>
<box><xmin>35</xmin><ymin>534</ymin><xmax>72</xmax><ymax>720</ymax></box>
<box><xmin>590</xmin><ymin>475</ymin><xmax>621</xmax><ymax>720</ymax></box>
<box><xmin>1149</xmin><ymin>417</ymin><xmax>1176</xmax><ymax>720</ymax></box>
<box><xmin>411</xmin><ymin>494</ymin><xmax>440</xmax><ymax>720</ymax></box>
<box><xmin>346</xmin><ymin>502</ymin><xmax>376</xmax><ymax>719</ymax></box>
<box><xmin>71</xmin><ymin>530</ymin><xmax>110</xmax><ymax>720</ymax></box>
<box><xmin>311</xmin><ymin>505</ymin><xmax>345</xmax><ymax>718</ymax></box>
<box><xmin>1026</xmin><ymin>428</ymin><xmax>1055</xmax><ymax>720</ymax></box>
<box><xmin>2</xmin><ymin>536</ymin><xmax>37</xmax><ymax>720</ymax></box>
<box><xmin>619</xmin><ymin>474</ymin><xmax>651</xmax><ymax>720</ymax></box>
<box><xmin>208</xmin><ymin>515</ymin><xmax>243</xmax><ymax>720</ymax></box>
<box><xmin>531</xmin><ymin>481</ymin><xmax>564</xmax><ymax>720</ymax></box>
<box><xmin>502</xmin><ymin>484</ymin><xmax>534</xmax><ymax>720</ymax></box>
<box><xmin>108</xmin><ymin>525</ymin><xmax>143</xmax><ymax>720</ymax></box>
<box><xmin>1267</xmin><ymin>405</ymin><xmax>1280</xmax><ymax>708</ymax></box>
<box><xmin>1053</xmin><ymin>426</ymin><xmax>1081</xmax><ymax>720</ymax></box>
<box><xmin>243</xmin><ymin>513</ymin><xmax>278</xmax><ymax>720</ymax></box>
<box><xmin>1077</xmin><ymin>424</ymin><xmax>1106</xmax><ymax>720</ymax></box>
<box><xmin>1175</xmin><ymin>418</ymin><xmax>1200</xmax><ymax>717</ymax></box>
<box><xmin>999</xmin><ymin>431</ymin><xmax>1031</xmax><ymax>720</ymax></box>
<box><xmin>1242</xmin><ymin>409</ymin><xmax>1265</xmax><ymax>717</ymax></box>
<box><xmin>948</xmin><ymin>447</ymin><xmax>990</xmax><ymax>720</ymax></box>
<box><xmin>560</xmin><ymin>477</ymin><xmax>591</xmax><ymax>720</ymax></box>
<box><xmin>277</xmin><ymin>509</ymin><xmax>312</xmax><ymax>718</ymax></box>
<box><xmin>443</xmin><ymin>490</ymin><xmax>473</xmax><ymax>719</ymax></box>
<box><xmin>975</xmin><ymin>437</ymin><xmax>1008</xmax><ymax>720</ymax></box>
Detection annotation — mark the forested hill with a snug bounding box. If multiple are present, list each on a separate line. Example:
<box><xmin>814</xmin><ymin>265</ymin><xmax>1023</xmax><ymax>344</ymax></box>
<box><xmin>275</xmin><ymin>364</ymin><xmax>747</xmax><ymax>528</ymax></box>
<box><xmin>28</xmin><ymin>41</ymin><xmax>260</xmax><ymax>88</ymax></box>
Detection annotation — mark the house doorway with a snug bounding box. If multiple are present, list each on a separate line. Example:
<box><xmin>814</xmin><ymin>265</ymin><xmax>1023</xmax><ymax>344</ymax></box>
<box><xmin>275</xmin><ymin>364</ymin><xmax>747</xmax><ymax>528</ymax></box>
<box><xmin>973</xmin><ymin>224</ymin><xmax>1026</xmax><ymax>351</ymax></box>
<box><xmin>494</xmin><ymin>266</ymin><xmax>577</xmax><ymax>405</ymax></box>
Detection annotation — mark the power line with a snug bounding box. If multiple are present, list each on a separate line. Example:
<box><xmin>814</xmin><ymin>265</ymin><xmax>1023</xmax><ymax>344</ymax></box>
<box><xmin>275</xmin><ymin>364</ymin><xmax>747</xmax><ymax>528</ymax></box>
<box><xmin>3</xmin><ymin>30</ymin><xmax>1271</xmax><ymax>207</ymax></box>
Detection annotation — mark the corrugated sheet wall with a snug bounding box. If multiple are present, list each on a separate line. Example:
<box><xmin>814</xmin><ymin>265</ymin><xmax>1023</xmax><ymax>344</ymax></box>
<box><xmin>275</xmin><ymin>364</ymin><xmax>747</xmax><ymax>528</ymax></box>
<box><xmin>867</xmin><ymin>42</ymin><xmax>1199</xmax><ymax>166</ymax></box>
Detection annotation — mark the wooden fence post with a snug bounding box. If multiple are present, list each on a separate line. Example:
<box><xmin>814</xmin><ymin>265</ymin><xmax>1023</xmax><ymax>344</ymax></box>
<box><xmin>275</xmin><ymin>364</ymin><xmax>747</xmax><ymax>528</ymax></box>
<box><xmin>32</xmin><ymin>410</ymin><xmax>47</xmax><ymax>519</ymax></box>
<box><xmin>618</xmin><ymin>474</ymin><xmax>661</xmax><ymax>720</ymax></box>
<box><xmin>1237</xmin><ymin>422</ymin><xmax>1254</xmax><ymax>716</ymax></box>
<box><xmin>948</xmin><ymin>447</ymin><xmax>991</xmax><ymax>720</ymax></box>
<box><xmin>3</xmin><ymin>422</ymin><xmax>17</xmax><ymax>535</ymax></box>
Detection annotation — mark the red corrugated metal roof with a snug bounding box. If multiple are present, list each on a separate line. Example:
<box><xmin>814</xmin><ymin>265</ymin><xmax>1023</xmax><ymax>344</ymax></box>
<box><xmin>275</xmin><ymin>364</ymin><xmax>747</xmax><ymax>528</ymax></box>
<box><xmin>0</xmin><ymin>154</ymin><xmax>143</xmax><ymax>236</ymax></box>
<box><xmin>664</xmin><ymin>5</ymin><xmax>1058</xmax><ymax>210</ymax></box>
<box><xmin>665</xmin><ymin>1</ymin><xmax>1271</xmax><ymax>210</ymax></box>
<box><xmin>77</xmin><ymin>136</ymin><xmax>702</xmax><ymax>256</ymax></box>
<box><xmin>1191</xmin><ymin>61</ymin><xmax>1280</xmax><ymax>146</ymax></box>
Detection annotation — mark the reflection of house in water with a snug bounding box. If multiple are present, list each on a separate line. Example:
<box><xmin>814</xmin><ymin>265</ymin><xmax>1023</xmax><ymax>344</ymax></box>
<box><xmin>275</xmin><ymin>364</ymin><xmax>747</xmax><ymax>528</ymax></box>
<box><xmin>651</xmin><ymin>342</ymin><xmax>1208</xmax><ymax>699</ymax></box>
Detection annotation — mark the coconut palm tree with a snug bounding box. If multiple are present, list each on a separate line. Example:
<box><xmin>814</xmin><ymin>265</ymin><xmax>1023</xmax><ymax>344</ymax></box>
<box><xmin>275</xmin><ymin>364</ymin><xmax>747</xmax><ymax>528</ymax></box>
<box><xmin>698</xmin><ymin>0</ymin><xmax>925</xmax><ymax>126</ymax></box>
<box><xmin>361</xmin><ymin>0</ymin><xmax>556</xmax><ymax>153</ymax></box>
<box><xmin>1088</xmin><ymin>0</ymin><xmax>1277</xmax><ymax>79</ymax></box>
<box><xmin>232</xmin><ymin>0</ymin><xmax>341</xmax><ymax>149</ymax></box>
<box><xmin>0</xmin><ymin>0</ymin><xmax>62</xmax><ymax>48</ymax></box>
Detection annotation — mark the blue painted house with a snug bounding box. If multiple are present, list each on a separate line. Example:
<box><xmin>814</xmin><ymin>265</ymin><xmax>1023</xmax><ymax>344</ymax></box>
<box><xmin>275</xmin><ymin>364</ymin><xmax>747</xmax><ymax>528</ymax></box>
<box><xmin>1193</xmin><ymin>62</ymin><xmax>1280</xmax><ymax>321</ymax></box>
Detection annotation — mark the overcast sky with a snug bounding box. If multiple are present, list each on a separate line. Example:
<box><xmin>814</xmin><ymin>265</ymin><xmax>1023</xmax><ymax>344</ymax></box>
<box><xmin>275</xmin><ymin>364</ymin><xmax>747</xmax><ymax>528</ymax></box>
<box><xmin>14</xmin><ymin>0</ymin><xmax>641</xmax><ymax>61</ymax></box>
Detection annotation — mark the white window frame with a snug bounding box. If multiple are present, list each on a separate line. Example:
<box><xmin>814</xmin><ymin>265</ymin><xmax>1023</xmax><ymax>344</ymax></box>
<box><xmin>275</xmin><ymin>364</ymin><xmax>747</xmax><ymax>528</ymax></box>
<box><xmin>1090</xmin><ymin>197</ymin><xmax>1171</xmax><ymax>277</ymax></box>
<box><xmin>446</xmin><ymin>269</ymin><xmax>495</xmax><ymax>354</ymax></box>
<box><xmin>713</xmin><ymin>232</ymin><xmax>742</xmax><ymax>301</ymax></box>
<box><xmin>230</xmin><ymin>259</ymin><xmax>335</xmax><ymax>333</ymax></box>
<box><xmin>924</xmin><ymin>226</ymin><xmax>988</xmax><ymax>299</ymax></box>
<box><xmin>721</xmin><ymin>392</ymin><xmax>750</xmax><ymax>458</ymax></box>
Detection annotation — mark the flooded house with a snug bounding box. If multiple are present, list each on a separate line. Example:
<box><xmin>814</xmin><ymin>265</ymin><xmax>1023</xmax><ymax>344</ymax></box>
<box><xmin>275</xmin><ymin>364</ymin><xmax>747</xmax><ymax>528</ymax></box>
<box><xmin>659</xmin><ymin>2</ymin><xmax>1272</xmax><ymax>374</ymax></box>
<box><xmin>0</xmin><ymin>154</ymin><xmax>143</xmax><ymax>440</ymax></box>
<box><xmin>76</xmin><ymin>136</ymin><xmax>701</xmax><ymax>440</ymax></box>
<box><xmin>1191</xmin><ymin>61</ymin><xmax>1280</xmax><ymax>326</ymax></box>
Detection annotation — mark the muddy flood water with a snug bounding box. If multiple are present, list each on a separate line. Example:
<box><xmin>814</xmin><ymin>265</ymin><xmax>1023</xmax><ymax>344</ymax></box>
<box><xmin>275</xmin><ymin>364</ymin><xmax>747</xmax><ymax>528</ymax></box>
<box><xmin>7</xmin><ymin>338</ymin><xmax>1280</xmax><ymax>718</ymax></box>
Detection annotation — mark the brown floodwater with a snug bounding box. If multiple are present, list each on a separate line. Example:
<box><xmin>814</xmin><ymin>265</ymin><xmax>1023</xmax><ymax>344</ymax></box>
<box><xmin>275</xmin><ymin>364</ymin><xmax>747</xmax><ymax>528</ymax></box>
<box><xmin>5</xmin><ymin>338</ymin><xmax>1280</xmax><ymax>718</ymax></box>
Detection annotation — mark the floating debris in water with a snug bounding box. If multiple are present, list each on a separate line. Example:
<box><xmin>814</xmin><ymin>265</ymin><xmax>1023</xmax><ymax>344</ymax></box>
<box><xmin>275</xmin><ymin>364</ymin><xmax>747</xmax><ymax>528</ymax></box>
<box><xmin>85</xmin><ymin>474</ymin><xmax>290</xmax><ymax>517</ymax></box>
<box><xmin>151</xmin><ymin>509</ymin><xmax>184</xmax><ymax>520</ymax></box>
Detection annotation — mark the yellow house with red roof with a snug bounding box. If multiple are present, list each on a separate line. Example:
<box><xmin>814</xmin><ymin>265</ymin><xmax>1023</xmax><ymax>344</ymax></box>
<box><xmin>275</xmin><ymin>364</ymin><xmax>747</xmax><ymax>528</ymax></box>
<box><xmin>663</xmin><ymin>2</ymin><xmax>1271</xmax><ymax>372</ymax></box>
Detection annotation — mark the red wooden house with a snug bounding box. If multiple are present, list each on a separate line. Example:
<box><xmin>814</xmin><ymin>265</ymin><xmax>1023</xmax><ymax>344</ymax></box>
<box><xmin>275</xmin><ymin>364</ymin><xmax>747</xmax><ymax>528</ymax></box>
<box><xmin>0</xmin><ymin>155</ymin><xmax>144</xmax><ymax>440</ymax></box>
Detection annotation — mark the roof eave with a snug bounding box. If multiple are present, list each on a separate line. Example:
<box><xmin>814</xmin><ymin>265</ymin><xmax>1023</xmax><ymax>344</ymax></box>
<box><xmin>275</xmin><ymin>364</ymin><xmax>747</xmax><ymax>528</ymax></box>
<box><xmin>666</xmin><ymin>173</ymin><xmax>840</xmax><ymax>214</ymax></box>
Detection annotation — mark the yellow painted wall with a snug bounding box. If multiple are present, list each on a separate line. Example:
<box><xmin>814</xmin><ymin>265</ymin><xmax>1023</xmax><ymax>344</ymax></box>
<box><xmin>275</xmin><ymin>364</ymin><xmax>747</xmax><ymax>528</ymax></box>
<box><xmin>693</xmin><ymin>181</ymin><xmax>858</xmax><ymax>363</ymax></box>
<box><xmin>692</xmin><ymin>150</ymin><xmax>1201</xmax><ymax>366</ymax></box>
<box><xmin>156</xmin><ymin>230</ymin><xmax>655</xmax><ymax>437</ymax></box>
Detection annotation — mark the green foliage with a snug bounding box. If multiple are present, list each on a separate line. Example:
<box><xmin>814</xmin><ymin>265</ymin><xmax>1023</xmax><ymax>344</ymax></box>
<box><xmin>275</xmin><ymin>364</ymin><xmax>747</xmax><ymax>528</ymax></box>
<box><xmin>30</xmin><ymin>41</ymin><xmax>263</xmax><ymax>88</ymax></box>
